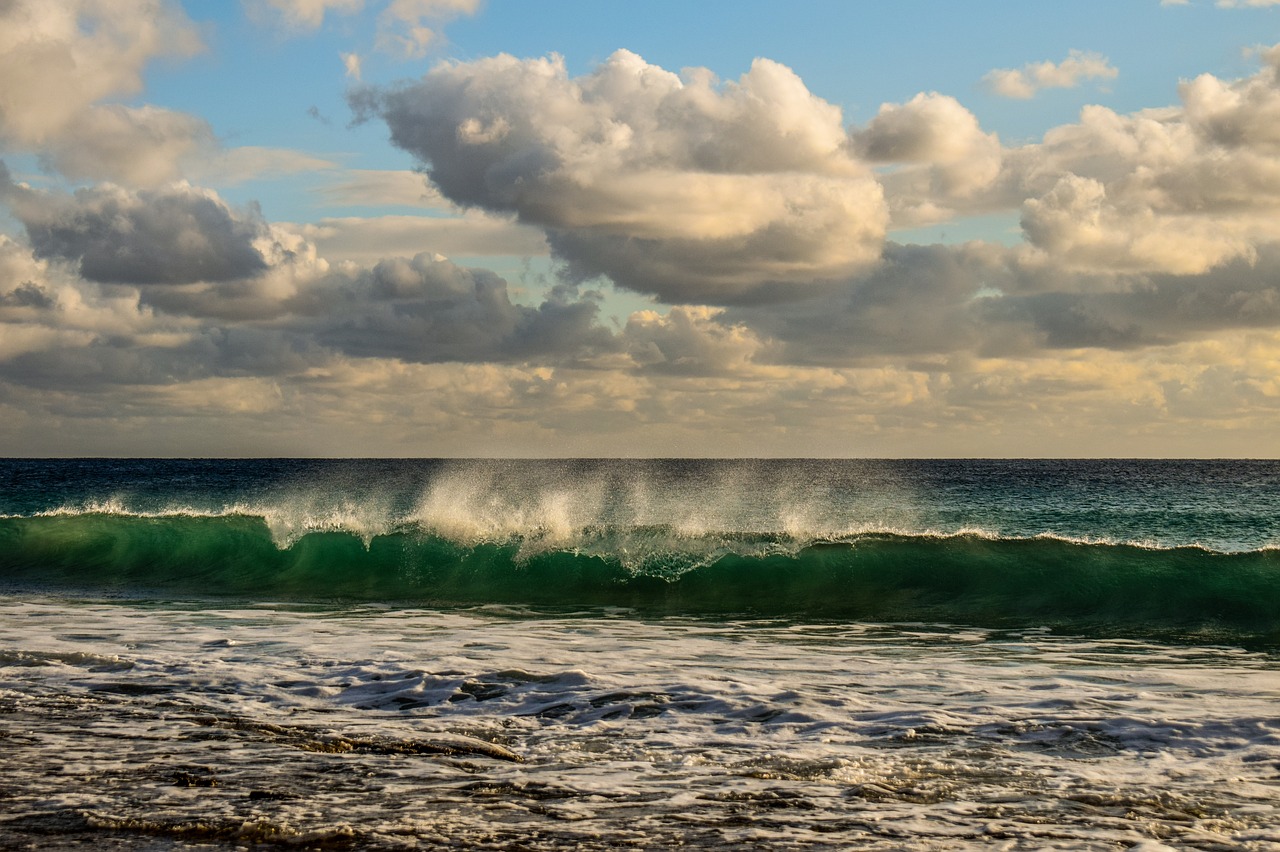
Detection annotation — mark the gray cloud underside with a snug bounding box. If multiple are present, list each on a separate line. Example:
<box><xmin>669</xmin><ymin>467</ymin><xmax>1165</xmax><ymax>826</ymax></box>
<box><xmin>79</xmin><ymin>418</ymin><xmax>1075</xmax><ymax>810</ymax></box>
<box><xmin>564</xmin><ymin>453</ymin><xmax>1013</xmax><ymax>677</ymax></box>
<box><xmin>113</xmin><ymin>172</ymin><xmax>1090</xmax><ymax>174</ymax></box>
<box><xmin>7</xmin><ymin>226</ymin><xmax>1280</xmax><ymax>402</ymax></box>
<box><xmin>0</xmin><ymin>328</ymin><xmax>322</xmax><ymax>392</ymax></box>
<box><xmin>0</xmin><ymin>170</ymin><xmax>269</xmax><ymax>285</ymax></box>
<box><xmin>298</xmin><ymin>254</ymin><xmax>616</xmax><ymax>363</ymax></box>
<box><xmin>727</xmin><ymin>243</ymin><xmax>1280</xmax><ymax>365</ymax></box>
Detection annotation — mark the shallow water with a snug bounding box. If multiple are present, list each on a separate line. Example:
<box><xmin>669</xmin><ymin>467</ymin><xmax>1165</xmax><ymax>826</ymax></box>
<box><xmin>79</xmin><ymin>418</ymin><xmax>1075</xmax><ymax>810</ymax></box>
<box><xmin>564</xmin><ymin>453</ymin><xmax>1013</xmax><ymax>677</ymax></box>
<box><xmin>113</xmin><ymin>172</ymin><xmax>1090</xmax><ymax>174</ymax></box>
<box><xmin>2</xmin><ymin>598</ymin><xmax>1278</xmax><ymax>850</ymax></box>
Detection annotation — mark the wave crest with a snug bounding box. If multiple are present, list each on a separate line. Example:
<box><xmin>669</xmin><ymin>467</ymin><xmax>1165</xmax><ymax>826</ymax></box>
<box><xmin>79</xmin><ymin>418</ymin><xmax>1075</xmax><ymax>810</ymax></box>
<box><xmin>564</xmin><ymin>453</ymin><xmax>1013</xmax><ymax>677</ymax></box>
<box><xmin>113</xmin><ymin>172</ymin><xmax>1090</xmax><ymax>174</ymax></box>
<box><xmin>3</xmin><ymin>512</ymin><xmax>1279</xmax><ymax>642</ymax></box>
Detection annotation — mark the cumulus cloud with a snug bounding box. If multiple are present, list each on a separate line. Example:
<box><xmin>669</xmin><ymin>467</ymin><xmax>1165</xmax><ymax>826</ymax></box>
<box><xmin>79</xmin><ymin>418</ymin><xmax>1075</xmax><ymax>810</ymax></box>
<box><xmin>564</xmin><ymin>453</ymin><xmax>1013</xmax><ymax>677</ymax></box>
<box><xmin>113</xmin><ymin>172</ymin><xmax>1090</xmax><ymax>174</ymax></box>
<box><xmin>1180</xmin><ymin>45</ymin><xmax>1280</xmax><ymax>152</ymax></box>
<box><xmin>0</xmin><ymin>232</ymin><xmax>179</xmax><ymax>375</ymax></box>
<box><xmin>994</xmin><ymin>48</ymin><xmax>1280</xmax><ymax>274</ymax></box>
<box><xmin>719</xmin><ymin>237</ymin><xmax>1280</xmax><ymax>367</ymax></box>
<box><xmin>0</xmin><ymin>1</ymin><xmax>339</xmax><ymax>189</ymax></box>
<box><xmin>5</xmin><ymin>206</ymin><xmax>1280</xmax><ymax>455</ymax></box>
<box><xmin>621</xmin><ymin>306</ymin><xmax>775</xmax><ymax>376</ymax></box>
<box><xmin>722</xmin><ymin>242</ymin><xmax>1018</xmax><ymax>363</ymax></box>
<box><xmin>37</xmin><ymin>105</ymin><xmax>215</xmax><ymax>187</ymax></box>
<box><xmin>0</xmin><ymin>0</ymin><xmax>202</xmax><ymax>145</ymax></box>
<box><xmin>1018</xmin><ymin>172</ymin><xmax>1260</xmax><ymax>275</ymax></box>
<box><xmin>303</xmin><ymin>252</ymin><xmax>615</xmax><ymax>364</ymax></box>
<box><xmin>850</xmin><ymin>92</ymin><xmax>1004</xmax><ymax>227</ymax></box>
<box><xmin>0</xmin><ymin>0</ymin><xmax>210</xmax><ymax>186</ymax></box>
<box><xmin>983</xmin><ymin>50</ymin><xmax>1118</xmax><ymax>99</ymax></box>
<box><xmin>0</xmin><ymin>172</ymin><xmax>270</xmax><ymax>285</ymax></box>
<box><xmin>5</xmin><ymin>17</ymin><xmax>1280</xmax><ymax>456</ymax></box>
<box><xmin>356</xmin><ymin>50</ymin><xmax>887</xmax><ymax>303</ymax></box>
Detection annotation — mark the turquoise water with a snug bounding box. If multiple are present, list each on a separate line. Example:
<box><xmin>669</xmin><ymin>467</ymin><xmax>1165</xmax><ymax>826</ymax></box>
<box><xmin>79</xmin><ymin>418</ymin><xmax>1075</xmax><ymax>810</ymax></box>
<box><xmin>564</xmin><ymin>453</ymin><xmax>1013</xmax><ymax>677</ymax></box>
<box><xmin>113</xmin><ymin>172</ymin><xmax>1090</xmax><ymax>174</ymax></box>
<box><xmin>2</xmin><ymin>459</ymin><xmax>1278</xmax><ymax>849</ymax></box>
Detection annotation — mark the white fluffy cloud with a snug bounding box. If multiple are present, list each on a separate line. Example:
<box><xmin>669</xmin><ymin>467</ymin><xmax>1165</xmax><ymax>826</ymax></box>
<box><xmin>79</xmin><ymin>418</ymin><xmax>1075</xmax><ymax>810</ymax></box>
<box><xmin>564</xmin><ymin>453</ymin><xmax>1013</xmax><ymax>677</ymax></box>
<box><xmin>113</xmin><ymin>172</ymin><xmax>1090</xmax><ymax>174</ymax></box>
<box><xmin>0</xmin><ymin>0</ymin><xmax>210</xmax><ymax>186</ymax></box>
<box><xmin>983</xmin><ymin>50</ymin><xmax>1118</xmax><ymax>99</ymax></box>
<box><xmin>1000</xmin><ymin>48</ymin><xmax>1280</xmax><ymax>274</ymax></box>
<box><xmin>851</xmin><ymin>92</ymin><xmax>1003</xmax><ymax>227</ymax></box>
<box><xmin>0</xmin><ymin>1</ymin><xmax>343</xmax><ymax>190</ymax></box>
<box><xmin>359</xmin><ymin>50</ymin><xmax>887</xmax><ymax>303</ymax></box>
<box><xmin>0</xmin><ymin>0</ymin><xmax>203</xmax><ymax>146</ymax></box>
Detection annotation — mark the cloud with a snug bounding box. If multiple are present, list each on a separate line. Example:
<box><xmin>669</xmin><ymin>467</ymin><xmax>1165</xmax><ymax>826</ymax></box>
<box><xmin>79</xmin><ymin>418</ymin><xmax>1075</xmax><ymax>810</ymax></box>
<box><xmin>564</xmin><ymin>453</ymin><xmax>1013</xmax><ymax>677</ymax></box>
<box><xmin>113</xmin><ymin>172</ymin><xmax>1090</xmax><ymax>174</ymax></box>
<box><xmin>1</xmin><ymin>173</ymin><xmax>270</xmax><ymax>285</ymax></box>
<box><xmin>315</xmin><ymin>169</ymin><xmax>456</xmax><ymax>210</ymax></box>
<box><xmin>0</xmin><ymin>232</ymin><xmax>180</xmax><ymax>375</ymax></box>
<box><xmin>0</xmin><ymin>0</ymin><xmax>203</xmax><ymax>145</ymax></box>
<box><xmin>621</xmin><ymin>306</ymin><xmax>775</xmax><ymax>376</ymax></box>
<box><xmin>342</xmin><ymin>52</ymin><xmax>363</xmax><ymax>80</ymax></box>
<box><xmin>844</xmin><ymin>47</ymin><xmax>1280</xmax><ymax>276</ymax></box>
<box><xmin>357</xmin><ymin>49</ymin><xmax>887</xmax><ymax>304</ymax></box>
<box><xmin>0</xmin><ymin>1</ymin><xmax>341</xmax><ymax>191</ymax></box>
<box><xmin>245</xmin><ymin>0</ymin><xmax>365</xmax><ymax>30</ymax></box>
<box><xmin>995</xmin><ymin>48</ymin><xmax>1280</xmax><ymax>274</ymax></box>
<box><xmin>247</xmin><ymin>0</ymin><xmax>482</xmax><ymax>58</ymax></box>
<box><xmin>5</xmin><ymin>209</ymin><xmax>1280</xmax><ymax>456</ymax></box>
<box><xmin>1018</xmin><ymin>172</ymin><xmax>1260</xmax><ymax>275</ymax></box>
<box><xmin>305</xmin><ymin>252</ymin><xmax>614</xmax><ymax>364</ymax></box>
<box><xmin>850</xmin><ymin>92</ymin><xmax>1004</xmax><ymax>227</ymax></box>
<box><xmin>0</xmin><ymin>0</ymin><xmax>336</xmax><ymax>191</ymax></box>
<box><xmin>0</xmin><ymin>0</ymin><xmax>210</xmax><ymax>186</ymax></box>
<box><xmin>6</xmin><ymin>24</ymin><xmax>1280</xmax><ymax>456</ymax></box>
<box><xmin>983</xmin><ymin>50</ymin><xmax>1118</xmax><ymax>99</ymax></box>
<box><xmin>37</xmin><ymin>105</ymin><xmax>216</xmax><ymax>187</ymax></box>
<box><xmin>189</xmin><ymin>147</ymin><xmax>340</xmax><ymax>186</ymax></box>
<box><xmin>717</xmin><ymin>236</ymin><xmax>1280</xmax><ymax>368</ymax></box>
<box><xmin>293</xmin><ymin>214</ymin><xmax>547</xmax><ymax>263</ymax></box>
<box><xmin>1180</xmin><ymin>45</ymin><xmax>1280</xmax><ymax>152</ymax></box>
<box><xmin>376</xmin><ymin>0</ymin><xmax>482</xmax><ymax>58</ymax></box>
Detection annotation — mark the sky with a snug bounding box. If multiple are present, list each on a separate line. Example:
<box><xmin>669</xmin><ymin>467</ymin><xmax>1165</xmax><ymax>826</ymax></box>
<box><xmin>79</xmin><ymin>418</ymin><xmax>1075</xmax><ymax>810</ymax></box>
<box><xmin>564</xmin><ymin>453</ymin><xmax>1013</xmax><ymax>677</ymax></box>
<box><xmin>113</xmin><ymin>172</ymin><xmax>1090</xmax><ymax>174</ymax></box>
<box><xmin>2</xmin><ymin>1</ymin><xmax>1280</xmax><ymax>457</ymax></box>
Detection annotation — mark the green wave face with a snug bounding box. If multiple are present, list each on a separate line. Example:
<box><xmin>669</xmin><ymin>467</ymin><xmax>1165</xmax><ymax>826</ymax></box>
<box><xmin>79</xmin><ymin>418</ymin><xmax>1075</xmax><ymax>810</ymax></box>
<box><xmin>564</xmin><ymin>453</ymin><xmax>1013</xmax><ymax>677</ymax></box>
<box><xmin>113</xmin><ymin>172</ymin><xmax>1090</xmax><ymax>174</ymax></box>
<box><xmin>3</xmin><ymin>513</ymin><xmax>1279</xmax><ymax>642</ymax></box>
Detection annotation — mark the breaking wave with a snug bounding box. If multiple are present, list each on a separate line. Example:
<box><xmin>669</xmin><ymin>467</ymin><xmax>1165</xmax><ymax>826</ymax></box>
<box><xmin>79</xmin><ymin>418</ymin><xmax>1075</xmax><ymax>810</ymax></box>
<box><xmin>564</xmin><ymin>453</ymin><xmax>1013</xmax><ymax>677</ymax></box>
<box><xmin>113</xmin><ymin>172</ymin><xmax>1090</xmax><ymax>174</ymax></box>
<box><xmin>2</xmin><ymin>508</ymin><xmax>1278</xmax><ymax>642</ymax></box>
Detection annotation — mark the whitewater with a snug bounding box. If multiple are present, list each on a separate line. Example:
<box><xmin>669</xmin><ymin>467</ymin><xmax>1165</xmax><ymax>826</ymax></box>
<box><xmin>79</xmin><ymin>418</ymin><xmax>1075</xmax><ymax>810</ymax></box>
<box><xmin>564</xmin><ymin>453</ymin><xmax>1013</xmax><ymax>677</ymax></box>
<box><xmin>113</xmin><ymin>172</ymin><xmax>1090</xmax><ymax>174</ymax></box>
<box><xmin>1</xmin><ymin>458</ymin><xmax>1278</xmax><ymax>849</ymax></box>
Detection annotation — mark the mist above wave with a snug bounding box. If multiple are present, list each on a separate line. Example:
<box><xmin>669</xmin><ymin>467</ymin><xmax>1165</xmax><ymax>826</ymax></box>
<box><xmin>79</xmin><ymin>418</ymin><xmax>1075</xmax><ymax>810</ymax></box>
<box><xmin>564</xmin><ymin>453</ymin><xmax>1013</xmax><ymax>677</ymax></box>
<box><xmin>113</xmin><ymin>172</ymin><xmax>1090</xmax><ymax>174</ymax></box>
<box><xmin>5</xmin><ymin>458</ymin><xmax>1279</xmax><ymax>554</ymax></box>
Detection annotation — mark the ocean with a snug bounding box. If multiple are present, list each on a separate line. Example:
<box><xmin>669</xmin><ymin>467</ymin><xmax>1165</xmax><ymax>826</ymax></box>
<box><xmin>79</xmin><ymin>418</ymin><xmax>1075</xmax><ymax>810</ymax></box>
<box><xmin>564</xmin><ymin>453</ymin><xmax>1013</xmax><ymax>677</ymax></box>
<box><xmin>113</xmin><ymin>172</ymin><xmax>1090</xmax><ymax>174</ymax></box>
<box><xmin>0</xmin><ymin>458</ymin><xmax>1277</xmax><ymax>849</ymax></box>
